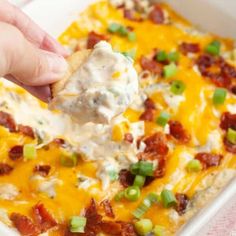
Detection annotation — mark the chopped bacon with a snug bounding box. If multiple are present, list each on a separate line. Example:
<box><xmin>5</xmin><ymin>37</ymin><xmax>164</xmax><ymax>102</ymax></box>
<box><xmin>149</xmin><ymin>4</ymin><xmax>165</xmax><ymax>24</ymax></box>
<box><xmin>168</xmin><ymin>120</ymin><xmax>190</xmax><ymax>143</ymax></box>
<box><xmin>84</xmin><ymin>199</ymin><xmax>102</xmax><ymax>235</ymax></box>
<box><xmin>18</xmin><ymin>125</ymin><xmax>35</xmax><ymax>138</ymax></box>
<box><xmin>32</xmin><ymin>203</ymin><xmax>57</xmax><ymax>232</ymax></box>
<box><xmin>9</xmin><ymin>145</ymin><xmax>23</xmax><ymax>160</ymax></box>
<box><xmin>0</xmin><ymin>163</ymin><xmax>13</xmax><ymax>175</ymax></box>
<box><xmin>53</xmin><ymin>138</ymin><xmax>66</xmax><ymax>148</ymax></box>
<box><xmin>175</xmin><ymin>193</ymin><xmax>189</xmax><ymax>215</ymax></box>
<box><xmin>100</xmin><ymin>199</ymin><xmax>115</xmax><ymax>218</ymax></box>
<box><xmin>123</xmin><ymin>9</ymin><xmax>140</xmax><ymax>22</ymax></box>
<box><xmin>179</xmin><ymin>42</ymin><xmax>200</xmax><ymax>55</ymax></box>
<box><xmin>195</xmin><ymin>152</ymin><xmax>223</xmax><ymax>169</ymax></box>
<box><xmin>140</xmin><ymin>56</ymin><xmax>163</xmax><ymax>74</ymax></box>
<box><xmin>196</xmin><ymin>54</ymin><xmax>236</xmax><ymax>91</ymax></box>
<box><xmin>220</xmin><ymin>112</ymin><xmax>236</xmax><ymax>131</ymax></box>
<box><xmin>120</xmin><ymin>222</ymin><xmax>137</xmax><ymax>236</ymax></box>
<box><xmin>10</xmin><ymin>213</ymin><xmax>40</xmax><ymax>236</ymax></box>
<box><xmin>0</xmin><ymin>111</ymin><xmax>16</xmax><ymax>132</ymax></box>
<box><xmin>124</xmin><ymin>133</ymin><xmax>134</xmax><ymax>143</ymax></box>
<box><xmin>223</xmin><ymin>136</ymin><xmax>236</xmax><ymax>154</ymax></box>
<box><xmin>154</xmin><ymin>155</ymin><xmax>167</xmax><ymax>178</ymax></box>
<box><xmin>101</xmin><ymin>221</ymin><xmax>122</xmax><ymax>235</ymax></box>
<box><xmin>118</xmin><ymin>169</ymin><xmax>134</xmax><ymax>187</ymax></box>
<box><xmin>144</xmin><ymin>98</ymin><xmax>155</xmax><ymax>110</ymax></box>
<box><xmin>34</xmin><ymin>165</ymin><xmax>51</xmax><ymax>177</ymax></box>
<box><xmin>87</xmin><ymin>31</ymin><xmax>108</xmax><ymax>49</ymax></box>
<box><xmin>139</xmin><ymin>108</ymin><xmax>154</xmax><ymax>121</ymax></box>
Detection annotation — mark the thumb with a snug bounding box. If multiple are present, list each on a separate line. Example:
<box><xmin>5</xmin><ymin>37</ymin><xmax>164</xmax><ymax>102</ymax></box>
<box><xmin>0</xmin><ymin>22</ymin><xmax>68</xmax><ymax>86</ymax></box>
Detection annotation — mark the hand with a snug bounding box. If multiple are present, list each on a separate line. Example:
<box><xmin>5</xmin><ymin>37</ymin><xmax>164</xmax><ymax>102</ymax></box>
<box><xmin>0</xmin><ymin>1</ymin><xmax>68</xmax><ymax>102</ymax></box>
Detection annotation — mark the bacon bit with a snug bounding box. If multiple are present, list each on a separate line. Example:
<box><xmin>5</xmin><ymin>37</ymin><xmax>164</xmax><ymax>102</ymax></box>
<box><xmin>101</xmin><ymin>221</ymin><xmax>122</xmax><ymax>235</ymax></box>
<box><xmin>87</xmin><ymin>31</ymin><xmax>108</xmax><ymax>49</ymax></box>
<box><xmin>154</xmin><ymin>155</ymin><xmax>167</xmax><ymax>178</ymax></box>
<box><xmin>175</xmin><ymin>193</ymin><xmax>189</xmax><ymax>215</ymax></box>
<box><xmin>34</xmin><ymin>165</ymin><xmax>51</xmax><ymax>177</ymax></box>
<box><xmin>10</xmin><ymin>213</ymin><xmax>40</xmax><ymax>236</ymax></box>
<box><xmin>32</xmin><ymin>203</ymin><xmax>57</xmax><ymax>232</ymax></box>
<box><xmin>220</xmin><ymin>112</ymin><xmax>236</xmax><ymax>131</ymax></box>
<box><xmin>139</xmin><ymin>108</ymin><xmax>154</xmax><ymax>121</ymax></box>
<box><xmin>124</xmin><ymin>133</ymin><xmax>134</xmax><ymax>143</ymax></box>
<box><xmin>223</xmin><ymin>136</ymin><xmax>236</xmax><ymax>153</ymax></box>
<box><xmin>100</xmin><ymin>199</ymin><xmax>115</xmax><ymax>218</ymax></box>
<box><xmin>53</xmin><ymin>138</ymin><xmax>66</xmax><ymax>147</ymax></box>
<box><xmin>231</xmin><ymin>85</ymin><xmax>236</xmax><ymax>95</ymax></box>
<box><xmin>120</xmin><ymin>222</ymin><xmax>137</xmax><ymax>236</ymax></box>
<box><xmin>149</xmin><ymin>4</ymin><xmax>165</xmax><ymax>24</ymax></box>
<box><xmin>144</xmin><ymin>98</ymin><xmax>155</xmax><ymax>110</ymax></box>
<box><xmin>0</xmin><ymin>111</ymin><xmax>16</xmax><ymax>132</ymax></box>
<box><xmin>119</xmin><ymin>169</ymin><xmax>134</xmax><ymax>187</ymax></box>
<box><xmin>195</xmin><ymin>152</ymin><xmax>223</xmax><ymax>169</ymax></box>
<box><xmin>168</xmin><ymin>120</ymin><xmax>190</xmax><ymax>144</ymax></box>
<box><xmin>0</xmin><ymin>163</ymin><xmax>13</xmax><ymax>175</ymax></box>
<box><xmin>18</xmin><ymin>125</ymin><xmax>35</xmax><ymax>138</ymax></box>
<box><xmin>179</xmin><ymin>42</ymin><xmax>200</xmax><ymax>55</ymax></box>
<box><xmin>140</xmin><ymin>56</ymin><xmax>163</xmax><ymax>74</ymax></box>
<box><xmin>84</xmin><ymin>199</ymin><xmax>102</xmax><ymax>235</ymax></box>
<box><xmin>123</xmin><ymin>9</ymin><xmax>142</xmax><ymax>22</ymax></box>
<box><xmin>9</xmin><ymin>145</ymin><xmax>23</xmax><ymax>161</ymax></box>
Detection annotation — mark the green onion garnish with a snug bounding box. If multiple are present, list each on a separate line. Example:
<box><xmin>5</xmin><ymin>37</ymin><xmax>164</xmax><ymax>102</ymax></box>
<box><xmin>186</xmin><ymin>159</ymin><xmax>202</xmax><ymax>172</ymax></box>
<box><xmin>133</xmin><ymin>175</ymin><xmax>146</xmax><ymax>188</ymax></box>
<box><xmin>170</xmin><ymin>80</ymin><xmax>186</xmax><ymax>95</ymax></box>
<box><xmin>226</xmin><ymin>128</ymin><xmax>236</xmax><ymax>144</ymax></box>
<box><xmin>124</xmin><ymin>186</ymin><xmax>141</xmax><ymax>201</ymax></box>
<box><xmin>153</xmin><ymin>225</ymin><xmax>165</xmax><ymax>236</ymax></box>
<box><xmin>134</xmin><ymin>219</ymin><xmax>153</xmax><ymax>236</ymax></box>
<box><xmin>128</xmin><ymin>32</ymin><xmax>136</xmax><ymax>42</ymax></box>
<box><xmin>23</xmin><ymin>144</ymin><xmax>36</xmax><ymax>160</ymax></box>
<box><xmin>70</xmin><ymin>216</ymin><xmax>87</xmax><ymax>233</ymax></box>
<box><xmin>60</xmin><ymin>153</ymin><xmax>78</xmax><ymax>167</ymax></box>
<box><xmin>107</xmin><ymin>23</ymin><xmax>121</xmax><ymax>33</ymax></box>
<box><xmin>156</xmin><ymin>51</ymin><xmax>168</xmax><ymax>62</ymax></box>
<box><xmin>114</xmin><ymin>190</ymin><xmax>125</xmax><ymax>201</ymax></box>
<box><xmin>130</xmin><ymin>161</ymin><xmax>154</xmax><ymax>176</ymax></box>
<box><xmin>108</xmin><ymin>170</ymin><xmax>118</xmax><ymax>181</ymax></box>
<box><xmin>132</xmin><ymin>193</ymin><xmax>159</xmax><ymax>218</ymax></box>
<box><xmin>168</xmin><ymin>51</ymin><xmax>180</xmax><ymax>62</ymax></box>
<box><xmin>163</xmin><ymin>63</ymin><xmax>177</xmax><ymax>78</ymax></box>
<box><xmin>213</xmin><ymin>88</ymin><xmax>227</xmax><ymax>105</ymax></box>
<box><xmin>156</xmin><ymin>111</ymin><xmax>170</xmax><ymax>127</ymax></box>
<box><xmin>118</xmin><ymin>25</ymin><xmax>129</xmax><ymax>36</ymax></box>
<box><xmin>161</xmin><ymin>189</ymin><xmax>177</xmax><ymax>208</ymax></box>
<box><xmin>205</xmin><ymin>40</ymin><xmax>221</xmax><ymax>56</ymax></box>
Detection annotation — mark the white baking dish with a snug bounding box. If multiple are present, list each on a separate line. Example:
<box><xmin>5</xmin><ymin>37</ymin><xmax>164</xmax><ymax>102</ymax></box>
<box><xmin>0</xmin><ymin>0</ymin><xmax>235</xmax><ymax>235</ymax></box>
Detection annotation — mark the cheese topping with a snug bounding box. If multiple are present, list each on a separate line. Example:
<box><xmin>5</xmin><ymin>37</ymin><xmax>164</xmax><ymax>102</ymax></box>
<box><xmin>54</xmin><ymin>41</ymin><xmax>139</xmax><ymax>124</ymax></box>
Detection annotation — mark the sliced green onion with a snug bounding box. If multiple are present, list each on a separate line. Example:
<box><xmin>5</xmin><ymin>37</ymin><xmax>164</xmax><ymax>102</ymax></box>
<box><xmin>118</xmin><ymin>25</ymin><xmax>129</xmax><ymax>36</ymax></box>
<box><xmin>122</xmin><ymin>48</ymin><xmax>136</xmax><ymax>59</ymax></box>
<box><xmin>107</xmin><ymin>23</ymin><xmax>121</xmax><ymax>33</ymax></box>
<box><xmin>170</xmin><ymin>80</ymin><xmax>186</xmax><ymax>95</ymax></box>
<box><xmin>114</xmin><ymin>190</ymin><xmax>125</xmax><ymax>201</ymax></box>
<box><xmin>70</xmin><ymin>216</ymin><xmax>87</xmax><ymax>233</ymax></box>
<box><xmin>153</xmin><ymin>225</ymin><xmax>165</xmax><ymax>236</ymax></box>
<box><xmin>156</xmin><ymin>51</ymin><xmax>168</xmax><ymax>62</ymax></box>
<box><xmin>168</xmin><ymin>51</ymin><xmax>180</xmax><ymax>62</ymax></box>
<box><xmin>60</xmin><ymin>153</ymin><xmax>78</xmax><ymax>167</ymax></box>
<box><xmin>205</xmin><ymin>40</ymin><xmax>221</xmax><ymax>56</ymax></box>
<box><xmin>163</xmin><ymin>63</ymin><xmax>177</xmax><ymax>78</ymax></box>
<box><xmin>161</xmin><ymin>189</ymin><xmax>177</xmax><ymax>208</ymax></box>
<box><xmin>124</xmin><ymin>186</ymin><xmax>141</xmax><ymax>201</ymax></box>
<box><xmin>186</xmin><ymin>159</ymin><xmax>202</xmax><ymax>172</ymax></box>
<box><xmin>156</xmin><ymin>111</ymin><xmax>170</xmax><ymax>127</ymax></box>
<box><xmin>139</xmin><ymin>161</ymin><xmax>154</xmax><ymax>176</ymax></box>
<box><xmin>132</xmin><ymin>193</ymin><xmax>159</xmax><ymax>218</ymax></box>
<box><xmin>23</xmin><ymin>144</ymin><xmax>36</xmax><ymax>160</ymax></box>
<box><xmin>213</xmin><ymin>88</ymin><xmax>227</xmax><ymax>105</ymax></box>
<box><xmin>128</xmin><ymin>31</ymin><xmax>136</xmax><ymax>42</ymax></box>
<box><xmin>134</xmin><ymin>219</ymin><xmax>153</xmax><ymax>236</ymax></box>
<box><xmin>108</xmin><ymin>170</ymin><xmax>118</xmax><ymax>181</ymax></box>
<box><xmin>130</xmin><ymin>162</ymin><xmax>140</xmax><ymax>175</ymax></box>
<box><xmin>133</xmin><ymin>175</ymin><xmax>146</xmax><ymax>188</ymax></box>
<box><xmin>226</xmin><ymin>128</ymin><xmax>236</xmax><ymax>144</ymax></box>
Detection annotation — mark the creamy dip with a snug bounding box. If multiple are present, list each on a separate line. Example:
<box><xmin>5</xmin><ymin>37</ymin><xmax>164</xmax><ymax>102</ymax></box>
<box><xmin>52</xmin><ymin>41</ymin><xmax>139</xmax><ymax>124</ymax></box>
